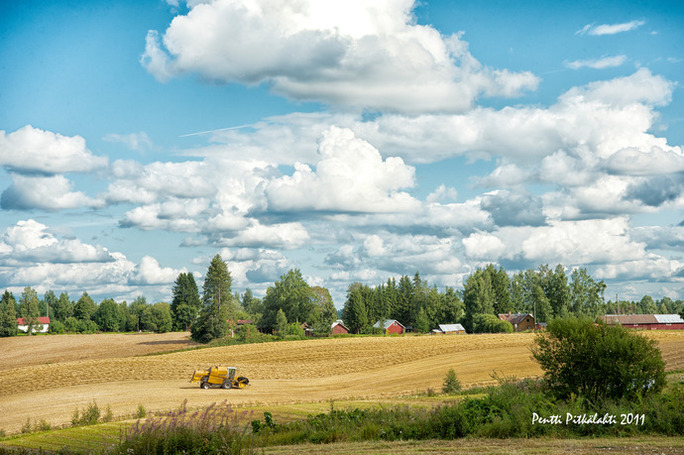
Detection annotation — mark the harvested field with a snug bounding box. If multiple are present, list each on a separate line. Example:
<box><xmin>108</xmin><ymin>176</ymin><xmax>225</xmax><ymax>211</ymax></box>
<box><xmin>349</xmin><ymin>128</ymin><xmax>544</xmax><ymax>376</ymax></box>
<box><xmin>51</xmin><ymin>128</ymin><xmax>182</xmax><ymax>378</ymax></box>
<box><xmin>0</xmin><ymin>332</ymin><xmax>199</xmax><ymax>371</ymax></box>
<box><xmin>0</xmin><ymin>330</ymin><xmax>682</xmax><ymax>434</ymax></box>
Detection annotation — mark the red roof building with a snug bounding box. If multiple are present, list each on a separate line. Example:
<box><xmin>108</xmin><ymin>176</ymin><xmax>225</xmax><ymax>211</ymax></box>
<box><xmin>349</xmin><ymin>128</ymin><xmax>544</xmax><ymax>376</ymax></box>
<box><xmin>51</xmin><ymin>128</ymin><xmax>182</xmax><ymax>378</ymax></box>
<box><xmin>602</xmin><ymin>314</ymin><xmax>684</xmax><ymax>330</ymax></box>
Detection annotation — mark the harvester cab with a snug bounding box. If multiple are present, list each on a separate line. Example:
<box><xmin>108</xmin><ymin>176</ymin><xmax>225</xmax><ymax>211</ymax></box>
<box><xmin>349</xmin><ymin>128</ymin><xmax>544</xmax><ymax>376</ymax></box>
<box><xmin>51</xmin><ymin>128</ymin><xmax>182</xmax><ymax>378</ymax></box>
<box><xmin>190</xmin><ymin>366</ymin><xmax>250</xmax><ymax>389</ymax></box>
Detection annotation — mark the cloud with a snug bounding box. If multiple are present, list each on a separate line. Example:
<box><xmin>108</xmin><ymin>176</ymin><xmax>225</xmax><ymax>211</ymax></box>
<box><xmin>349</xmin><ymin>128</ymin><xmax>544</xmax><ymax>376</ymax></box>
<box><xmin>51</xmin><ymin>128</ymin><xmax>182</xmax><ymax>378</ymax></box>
<box><xmin>462</xmin><ymin>218</ymin><xmax>649</xmax><ymax>268</ymax></box>
<box><xmin>576</xmin><ymin>20</ymin><xmax>645</xmax><ymax>36</ymax></box>
<box><xmin>265</xmin><ymin>127</ymin><xmax>418</xmax><ymax>213</ymax></box>
<box><xmin>142</xmin><ymin>0</ymin><xmax>538</xmax><ymax>113</ymax></box>
<box><xmin>103</xmin><ymin>132</ymin><xmax>155</xmax><ymax>152</ymax></box>
<box><xmin>0</xmin><ymin>125</ymin><xmax>107</xmax><ymax>174</ymax></box>
<box><xmin>129</xmin><ymin>255</ymin><xmax>184</xmax><ymax>285</ymax></box>
<box><xmin>1</xmin><ymin>174</ymin><xmax>105</xmax><ymax>211</ymax></box>
<box><xmin>480</xmin><ymin>191</ymin><xmax>546</xmax><ymax>227</ymax></box>
<box><xmin>0</xmin><ymin>220</ymin><xmax>184</xmax><ymax>299</ymax></box>
<box><xmin>565</xmin><ymin>55</ymin><xmax>627</xmax><ymax>70</ymax></box>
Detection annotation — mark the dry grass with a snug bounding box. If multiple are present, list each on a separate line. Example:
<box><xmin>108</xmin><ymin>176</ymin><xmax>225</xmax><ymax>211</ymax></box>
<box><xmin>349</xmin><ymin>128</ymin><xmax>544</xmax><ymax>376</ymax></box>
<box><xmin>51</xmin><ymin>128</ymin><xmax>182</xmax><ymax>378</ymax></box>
<box><xmin>0</xmin><ymin>330</ymin><xmax>682</xmax><ymax>435</ymax></box>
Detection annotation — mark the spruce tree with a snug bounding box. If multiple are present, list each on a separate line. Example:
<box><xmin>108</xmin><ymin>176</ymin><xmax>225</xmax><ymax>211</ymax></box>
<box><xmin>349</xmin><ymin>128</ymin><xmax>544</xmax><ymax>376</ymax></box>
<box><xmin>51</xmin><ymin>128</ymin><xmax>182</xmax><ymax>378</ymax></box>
<box><xmin>170</xmin><ymin>272</ymin><xmax>201</xmax><ymax>331</ymax></box>
<box><xmin>191</xmin><ymin>254</ymin><xmax>233</xmax><ymax>343</ymax></box>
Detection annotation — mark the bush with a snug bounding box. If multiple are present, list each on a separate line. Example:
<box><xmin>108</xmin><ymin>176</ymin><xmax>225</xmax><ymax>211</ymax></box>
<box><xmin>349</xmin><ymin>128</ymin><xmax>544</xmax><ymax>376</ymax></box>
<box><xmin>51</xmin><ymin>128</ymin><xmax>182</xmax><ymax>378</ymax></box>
<box><xmin>442</xmin><ymin>369</ymin><xmax>462</xmax><ymax>395</ymax></box>
<box><xmin>49</xmin><ymin>320</ymin><xmax>66</xmax><ymax>334</ymax></box>
<box><xmin>472</xmin><ymin>314</ymin><xmax>513</xmax><ymax>333</ymax></box>
<box><xmin>532</xmin><ymin>316</ymin><xmax>666</xmax><ymax>405</ymax></box>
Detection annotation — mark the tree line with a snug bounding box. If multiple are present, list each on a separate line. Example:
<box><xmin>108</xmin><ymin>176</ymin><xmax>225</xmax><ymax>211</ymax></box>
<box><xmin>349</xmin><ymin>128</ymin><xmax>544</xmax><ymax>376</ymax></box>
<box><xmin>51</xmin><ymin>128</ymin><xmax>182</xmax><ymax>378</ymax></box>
<box><xmin>1</xmin><ymin>257</ymin><xmax>682</xmax><ymax>339</ymax></box>
<box><xmin>341</xmin><ymin>264</ymin><xmax>684</xmax><ymax>334</ymax></box>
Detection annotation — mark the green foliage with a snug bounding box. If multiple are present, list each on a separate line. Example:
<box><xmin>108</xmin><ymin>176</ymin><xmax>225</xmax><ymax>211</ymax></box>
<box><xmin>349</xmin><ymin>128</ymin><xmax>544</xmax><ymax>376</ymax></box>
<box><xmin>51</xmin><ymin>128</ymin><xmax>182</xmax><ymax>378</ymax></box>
<box><xmin>471</xmin><ymin>313</ymin><xmax>513</xmax><ymax>333</ymax></box>
<box><xmin>71</xmin><ymin>401</ymin><xmax>103</xmax><ymax>426</ymax></box>
<box><xmin>274</xmin><ymin>309</ymin><xmax>288</xmax><ymax>337</ymax></box>
<box><xmin>73</xmin><ymin>292</ymin><xmax>97</xmax><ymax>321</ymax></box>
<box><xmin>342</xmin><ymin>283</ymin><xmax>368</xmax><ymax>334</ymax></box>
<box><xmin>532</xmin><ymin>316</ymin><xmax>666</xmax><ymax>405</ymax></box>
<box><xmin>192</xmin><ymin>254</ymin><xmax>233</xmax><ymax>343</ymax></box>
<box><xmin>260</xmin><ymin>269</ymin><xmax>313</xmax><ymax>333</ymax></box>
<box><xmin>171</xmin><ymin>272</ymin><xmax>202</xmax><ymax>331</ymax></box>
<box><xmin>19</xmin><ymin>287</ymin><xmax>41</xmax><ymax>335</ymax></box>
<box><xmin>136</xmin><ymin>404</ymin><xmax>147</xmax><ymax>419</ymax></box>
<box><xmin>442</xmin><ymin>369</ymin><xmax>462</xmax><ymax>395</ymax></box>
<box><xmin>113</xmin><ymin>400</ymin><xmax>254</xmax><ymax>455</ymax></box>
<box><xmin>0</xmin><ymin>290</ymin><xmax>18</xmax><ymax>337</ymax></box>
<box><xmin>48</xmin><ymin>320</ymin><xmax>66</xmax><ymax>334</ymax></box>
<box><xmin>94</xmin><ymin>298</ymin><xmax>120</xmax><ymax>332</ymax></box>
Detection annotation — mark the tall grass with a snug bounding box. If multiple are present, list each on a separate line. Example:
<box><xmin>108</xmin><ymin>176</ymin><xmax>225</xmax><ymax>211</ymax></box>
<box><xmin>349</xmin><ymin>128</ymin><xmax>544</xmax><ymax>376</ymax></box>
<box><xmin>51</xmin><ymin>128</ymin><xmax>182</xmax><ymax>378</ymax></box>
<box><xmin>112</xmin><ymin>400</ymin><xmax>255</xmax><ymax>455</ymax></box>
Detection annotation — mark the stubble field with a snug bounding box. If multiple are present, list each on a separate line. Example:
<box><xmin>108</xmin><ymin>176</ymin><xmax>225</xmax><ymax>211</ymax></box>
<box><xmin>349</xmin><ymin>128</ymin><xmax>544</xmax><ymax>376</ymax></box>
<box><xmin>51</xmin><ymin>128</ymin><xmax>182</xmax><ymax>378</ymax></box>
<box><xmin>1</xmin><ymin>330</ymin><xmax>682</xmax><ymax>434</ymax></box>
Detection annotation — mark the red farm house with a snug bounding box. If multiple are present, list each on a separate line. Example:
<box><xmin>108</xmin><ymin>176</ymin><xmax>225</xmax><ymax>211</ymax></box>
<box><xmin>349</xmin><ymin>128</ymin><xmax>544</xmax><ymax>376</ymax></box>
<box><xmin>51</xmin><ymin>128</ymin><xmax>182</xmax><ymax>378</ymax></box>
<box><xmin>602</xmin><ymin>314</ymin><xmax>684</xmax><ymax>330</ymax></box>
<box><xmin>331</xmin><ymin>320</ymin><xmax>349</xmax><ymax>335</ymax></box>
<box><xmin>373</xmin><ymin>319</ymin><xmax>405</xmax><ymax>335</ymax></box>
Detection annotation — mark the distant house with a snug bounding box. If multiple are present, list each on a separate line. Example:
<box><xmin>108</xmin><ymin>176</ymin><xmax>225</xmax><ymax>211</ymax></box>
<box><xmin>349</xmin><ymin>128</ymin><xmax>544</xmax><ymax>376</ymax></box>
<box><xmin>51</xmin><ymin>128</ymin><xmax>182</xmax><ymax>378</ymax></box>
<box><xmin>602</xmin><ymin>314</ymin><xmax>684</xmax><ymax>330</ymax></box>
<box><xmin>432</xmin><ymin>323</ymin><xmax>466</xmax><ymax>335</ymax></box>
<box><xmin>498</xmin><ymin>313</ymin><xmax>535</xmax><ymax>332</ymax></box>
<box><xmin>17</xmin><ymin>317</ymin><xmax>50</xmax><ymax>333</ymax></box>
<box><xmin>373</xmin><ymin>319</ymin><xmax>405</xmax><ymax>335</ymax></box>
<box><xmin>331</xmin><ymin>319</ymin><xmax>349</xmax><ymax>335</ymax></box>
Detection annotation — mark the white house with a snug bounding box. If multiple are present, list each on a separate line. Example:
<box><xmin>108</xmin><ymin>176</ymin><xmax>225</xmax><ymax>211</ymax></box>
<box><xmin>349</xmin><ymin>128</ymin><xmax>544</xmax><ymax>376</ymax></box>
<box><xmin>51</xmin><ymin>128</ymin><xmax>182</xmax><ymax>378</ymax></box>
<box><xmin>17</xmin><ymin>317</ymin><xmax>50</xmax><ymax>333</ymax></box>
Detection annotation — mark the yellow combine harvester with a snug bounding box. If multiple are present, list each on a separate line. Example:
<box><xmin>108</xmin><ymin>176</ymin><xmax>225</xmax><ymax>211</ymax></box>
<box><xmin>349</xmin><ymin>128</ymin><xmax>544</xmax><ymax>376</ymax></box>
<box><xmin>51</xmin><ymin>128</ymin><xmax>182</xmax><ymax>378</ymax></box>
<box><xmin>190</xmin><ymin>366</ymin><xmax>250</xmax><ymax>389</ymax></box>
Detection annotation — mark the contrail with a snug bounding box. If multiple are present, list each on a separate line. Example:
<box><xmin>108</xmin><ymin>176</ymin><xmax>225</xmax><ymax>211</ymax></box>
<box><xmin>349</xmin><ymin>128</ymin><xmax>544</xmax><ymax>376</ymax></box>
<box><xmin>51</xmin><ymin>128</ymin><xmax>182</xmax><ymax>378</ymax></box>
<box><xmin>179</xmin><ymin>122</ymin><xmax>268</xmax><ymax>138</ymax></box>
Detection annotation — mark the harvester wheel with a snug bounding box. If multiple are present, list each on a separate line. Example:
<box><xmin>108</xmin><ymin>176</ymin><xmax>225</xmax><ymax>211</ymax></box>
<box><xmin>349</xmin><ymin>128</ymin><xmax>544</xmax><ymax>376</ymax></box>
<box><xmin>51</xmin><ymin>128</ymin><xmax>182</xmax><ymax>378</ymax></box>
<box><xmin>201</xmin><ymin>381</ymin><xmax>210</xmax><ymax>389</ymax></box>
<box><xmin>221</xmin><ymin>380</ymin><xmax>232</xmax><ymax>389</ymax></box>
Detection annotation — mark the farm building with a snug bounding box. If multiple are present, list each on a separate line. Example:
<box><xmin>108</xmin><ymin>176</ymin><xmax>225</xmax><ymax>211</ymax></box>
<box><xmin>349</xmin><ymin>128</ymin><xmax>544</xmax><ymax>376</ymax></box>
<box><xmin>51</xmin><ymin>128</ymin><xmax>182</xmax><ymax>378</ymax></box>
<box><xmin>601</xmin><ymin>314</ymin><xmax>684</xmax><ymax>330</ymax></box>
<box><xmin>373</xmin><ymin>319</ymin><xmax>405</xmax><ymax>335</ymax></box>
<box><xmin>17</xmin><ymin>317</ymin><xmax>50</xmax><ymax>333</ymax></box>
<box><xmin>432</xmin><ymin>323</ymin><xmax>466</xmax><ymax>334</ymax></box>
<box><xmin>498</xmin><ymin>312</ymin><xmax>535</xmax><ymax>332</ymax></box>
<box><xmin>331</xmin><ymin>319</ymin><xmax>349</xmax><ymax>335</ymax></box>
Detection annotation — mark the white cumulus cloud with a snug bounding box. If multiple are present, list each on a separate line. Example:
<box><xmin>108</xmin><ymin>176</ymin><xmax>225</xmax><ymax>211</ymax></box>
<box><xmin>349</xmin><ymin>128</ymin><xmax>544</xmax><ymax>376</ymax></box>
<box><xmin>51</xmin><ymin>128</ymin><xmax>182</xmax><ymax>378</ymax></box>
<box><xmin>142</xmin><ymin>0</ymin><xmax>538</xmax><ymax>113</ymax></box>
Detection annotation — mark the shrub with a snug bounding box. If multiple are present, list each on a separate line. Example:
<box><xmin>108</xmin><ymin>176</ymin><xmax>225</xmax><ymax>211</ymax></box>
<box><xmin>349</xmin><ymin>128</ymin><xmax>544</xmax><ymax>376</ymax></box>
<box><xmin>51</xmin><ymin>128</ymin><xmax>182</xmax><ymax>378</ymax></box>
<box><xmin>442</xmin><ymin>369</ymin><xmax>462</xmax><ymax>395</ymax></box>
<box><xmin>532</xmin><ymin>316</ymin><xmax>666</xmax><ymax>405</ymax></box>
<box><xmin>472</xmin><ymin>313</ymin><xmax>513</xmax><ymax>333</ymax></box>
<box><xmin>48</xmin><ymin>320</ymin><xmax>66</xmax><ymax>334</ymax></box>
<box><xmin>113</xmin><ymin>400</ymin><xmax>254</xmax><ymax>455</ymax></box>
<box><xmin>72</xmin><ymin>401</ymin><xmax>102</xmax><ymax>426</ymax></box>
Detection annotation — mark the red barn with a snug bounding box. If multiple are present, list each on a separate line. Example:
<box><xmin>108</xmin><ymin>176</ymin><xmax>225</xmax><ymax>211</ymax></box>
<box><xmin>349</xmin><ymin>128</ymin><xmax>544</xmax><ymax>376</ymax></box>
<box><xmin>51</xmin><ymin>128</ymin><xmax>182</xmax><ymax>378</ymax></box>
<box><xmin>331</xmin><ymin>320</ymin><xmax>349</xmax><ymax>335</ymax></box>
<box><xmin>373</xmin><ymin>319</ymin><xmax>405</xmax><ymax>335</ymax></box>
<box><xmin>602</xmin><ymin>314</ymin><xmax>684</xmax><ymax>330</ymax></box>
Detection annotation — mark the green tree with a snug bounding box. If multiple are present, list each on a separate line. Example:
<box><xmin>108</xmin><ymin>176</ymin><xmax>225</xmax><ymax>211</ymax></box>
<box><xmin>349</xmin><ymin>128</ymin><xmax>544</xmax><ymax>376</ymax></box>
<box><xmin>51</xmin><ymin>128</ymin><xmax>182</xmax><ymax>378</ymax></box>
<box><xmin>43</xmin><ymin>290</ymin><xmax>57</xmax><ymax>320</ymax></box>
<box><xmin>463</xmin><ymin>269</ymin><xmax>495</xmax><ymax>332</ymax></box>
<box><xmin>342</xmin><ymin>283</ymin><xmax>368</xmax><ymax>334</ymax></box>
<box><xmin>532</xmin><ymin>316</ymin><xmax>666</xmax><ymax>405</ymax></box>
<box><xmin>260</xmin><ymin>269</ymin><xmax>312</xmax><ymax>333</ymax></box>
<box><xmin>0</xmin><ymin>290</ymin><xmax>18</xmax><ymax>337</ymax></box>
<box><xmin>74</xmin><ymin>292</ymin><xmax>97</xmax><ymax>321</ymax></box>
<box><xmin>191</xmin><ymin>254</ymin><xmax>233</xmax><ymax>343</ymax></box>
<box><xmin>53</xmin><ymin>292</ymin><xmax>73</xmax><ymax>322</ymax></box>
<box><xmin>142</xmin><ymin>302</ymin><xmax>173</xmax><ymax>333</ymax></box>
<box><xmin>170</xmin><ymin>272</ymin><xmax>201</xmax><ymax>331</ymax></box>
<box><xmin>415</xmin><ymin>307</ymin><xmax>430</xmax><ymax>333</ymax></box>
<box><xmin>274</xmin><ymin>309</ymin><xmax>288</xmax><ymax>337</ymax></box>
<box><xmin>308</xmin><ymin>286</ymin><xmax>336</xmax><ymax>336</ymax></box>
<box><xmin>569</xmin><ymin>268</ymin><xmax>606</xmax><ymax>316</ymax></box>
<box><xmin>95</xmin><ymin>298</ymin><xmax>120</xmax><ymax>332</ymax></box>
<box><xmin>19</xmin><ymin>287</ymin><xmax>41</xmax><ymax>335</ymax></box>
<box><xmin>129</xmin><ymin>296</ymin><xmax>148</xmax><ymax>332</ymax></box>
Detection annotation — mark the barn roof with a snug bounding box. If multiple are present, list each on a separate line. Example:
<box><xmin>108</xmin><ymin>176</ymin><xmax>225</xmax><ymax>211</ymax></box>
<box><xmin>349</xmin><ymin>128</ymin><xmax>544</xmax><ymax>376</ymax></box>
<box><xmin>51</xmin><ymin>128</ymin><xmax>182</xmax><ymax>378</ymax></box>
<box><xmin>602</xmin><ymin>314</ymin><xmax>684</xmax><ymax>324</ymax></box>
<box><xmin>438</xmin><ymin>324</ymin><xmax>465</xmax><ymax>332</ymax></box>
<box><xmin>17</xmin><ymin>317</ymin><xmax>50</xmax><ymax>325</ymax></box>
<box><xmin>373</xmin><ymin>319</ymin><xmax>405</xmax><ymax>329</ymax></box>
<box><xmin>498</xmin><ymin>313</ymin><xmax>533</xmax><ymax>325</ymax></box>
<box><xmin>332</xmin><ymin>319</ymin><xmax>348</xmax><ymax>329</ymax></box>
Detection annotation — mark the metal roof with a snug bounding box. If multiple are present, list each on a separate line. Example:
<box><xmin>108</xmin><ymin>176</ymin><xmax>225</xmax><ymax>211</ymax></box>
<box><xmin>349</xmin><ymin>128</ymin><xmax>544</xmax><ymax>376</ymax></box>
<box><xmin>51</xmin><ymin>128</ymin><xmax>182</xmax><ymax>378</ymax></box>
<box><xmin>654</xmin><ymin>314</ymin><xmax>684</xmax><ymax>324</ymax></box>
<box><xmin>438</xmin><ymin>324</ymin><xmax>465</xmax><ymax>332</ymax></box>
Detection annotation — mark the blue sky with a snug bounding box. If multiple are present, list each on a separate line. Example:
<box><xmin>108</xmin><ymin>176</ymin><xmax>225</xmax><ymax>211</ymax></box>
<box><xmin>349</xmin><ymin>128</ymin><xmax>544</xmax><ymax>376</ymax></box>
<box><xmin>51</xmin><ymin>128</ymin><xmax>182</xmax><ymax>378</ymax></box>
<box><xmin>1</xmin><ymin>0</ymin><xmax>683</xmax><ymax>306</ymax></box>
